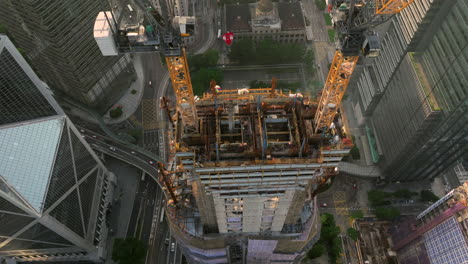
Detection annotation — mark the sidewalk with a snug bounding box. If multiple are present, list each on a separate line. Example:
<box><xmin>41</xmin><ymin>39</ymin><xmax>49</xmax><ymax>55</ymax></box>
<box><xmin>103</xmin><ymin>54</ymin><xmax>145</xmax><ymax>124</ymax></box>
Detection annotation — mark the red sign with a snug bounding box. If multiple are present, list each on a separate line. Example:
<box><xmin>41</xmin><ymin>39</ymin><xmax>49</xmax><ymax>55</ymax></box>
<box><xmin>222</xmin><ymin>32</ymin><xmax>234</xmax><ymax>45</ymax></box>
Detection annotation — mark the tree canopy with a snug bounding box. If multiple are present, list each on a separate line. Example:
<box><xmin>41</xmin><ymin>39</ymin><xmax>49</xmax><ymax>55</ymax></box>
<box><xmin>229</xmin><ymin>38</ymin><xmax>305</xmax><ymax>65</ymax></box>
<box><xmin>189</xmin><ymin>49</ymin><xmax>219</xmax><ymax>71</ymax></box>
<box><xmin>375</xmin><ymin>207</ymin><xmax>400</xmax><ymax>221</ymax></box>
<box><xmin>421</xmin><ymin>190</ymin><xmax>439</xmax><ymax>202</ymax></box>
<box><xmin>368</xmin><ymin>190</ymin><xmax>391</xmax><ymax>206</ymax></box>
<box><xmin>316</xmin><ymin>213</ymin><xmax>342</xmax><ymax>263</ymax></box>
<box><xmin>350</xmin><ymin>210</ymin><xmax>364</xmax><ymax>220</ymax></box>
<box><xmin>307</xmin><ymin>243</ymin><xmax>325</xmax><ymax>259</ymax></box>
<box><xmin>112</xmin><ymin>237</ymin><xmax>147</xmax><ymax>264</ymax></box>
<box><xmin>191</xmin><ymin>68</ymin><xmax>223</xmax><ymax>96</ymax></box>
<box><xmin>393</xmin><ymin>189</ymin><xmax>416</xmax><ymax>199</ymax></box>
<box><xmin>347</xmin><ymin>227</ymin><xmax>359</xmax><ymax>241</ymax></box>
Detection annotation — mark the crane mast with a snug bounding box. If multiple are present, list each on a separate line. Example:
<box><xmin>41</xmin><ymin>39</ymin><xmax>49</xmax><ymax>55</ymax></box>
<box><xmin>166</xmin><ymin>49</ymin><xmax>198</xmax><ymax>134</ymax></box>
<box><xmin>313</xmin><ymin>0</ymin><xmax>414</xmax><ymax>134</ymax></box>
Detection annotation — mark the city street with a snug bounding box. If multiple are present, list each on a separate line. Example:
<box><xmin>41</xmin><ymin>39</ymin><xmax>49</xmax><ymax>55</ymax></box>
<box><xmin>301</xmin><ymin>0</ymin><xmax>336</xmax><ymax>82</ymax></box>
<box><xmin>317</xmin><ymin>175</ymin><xmax>371</xmax><ymax>264</ymax></box>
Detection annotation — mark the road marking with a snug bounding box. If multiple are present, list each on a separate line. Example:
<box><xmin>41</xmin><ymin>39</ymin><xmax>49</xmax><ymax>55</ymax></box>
<box><xmin>333</xmin><ymin>191</ymin><xmax>349</xmax><ymax>216</ymax></box>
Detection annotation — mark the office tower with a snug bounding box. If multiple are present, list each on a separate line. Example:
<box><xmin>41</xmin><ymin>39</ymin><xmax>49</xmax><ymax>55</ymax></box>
<box><xmin>0</xmin><ymin>35</ymin><xmax>113</xmax><ymax>262</ymax></box>
<box><xmin>391</xmin><ymin>182</ymin><xmax>468</xmax><ymax>264</ymax></box>
<box><xmin>349</xmin><ymin>0</ymin><xmax>467</xmax><ymax>181</ymax></box>
<box><xmin>0</xmin><ymin>0</ymin><xmax>132</xmax><ymax>108</ymax></box>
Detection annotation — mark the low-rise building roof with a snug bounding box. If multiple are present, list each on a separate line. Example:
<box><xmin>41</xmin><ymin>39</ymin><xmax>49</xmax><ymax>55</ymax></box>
<box><xmin>278</xmin><ymin>2</ymin><xmax>305</xmax><ymax>30</ymax></box>
<box><xmin>226</xmin><ymin>4</ymin><xmax>252</xmax><ymax>32</ymax></box>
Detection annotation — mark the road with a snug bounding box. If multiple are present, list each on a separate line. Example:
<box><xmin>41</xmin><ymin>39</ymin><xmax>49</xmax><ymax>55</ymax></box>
<box><xmin>78</xmin><ymin>127</ymin><xmax>160</xmax><ymax>177</ymax></box>
<box><xmin>79</xmin><ymin>127</ymin><xmax>173</xmax><ymax>263</ymax></box>
<box><xmin>302</xmin><ymin>0</ymin><xmax>336</xmax><ymax>83</ymax></box>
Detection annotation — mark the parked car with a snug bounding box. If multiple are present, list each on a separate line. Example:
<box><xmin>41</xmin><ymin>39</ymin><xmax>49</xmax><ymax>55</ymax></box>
<box><xmin>320</xmin><ymin>203</ymin><xmax>328</xmax><ymax>208</ymax></box>
<box><xmin>109</xmin><ymin>146</ymin><xmax>116</xmax><ymax>151</ymax></box>
<box><xmin>170</xmin><ymin>242</ymin><xmax>175</xmax><ymax>252</ymax></box>
<box><xmin>148</xmin><ymin>160</ymin><xmax>155</xmax><ymax>165</ymax></box>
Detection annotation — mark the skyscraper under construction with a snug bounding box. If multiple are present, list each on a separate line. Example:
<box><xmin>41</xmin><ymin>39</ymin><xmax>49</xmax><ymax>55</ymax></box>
<box><xmin>159</xmin><ymin>81</ymin><xmax>352</xmax><ymax>263</ymax></box>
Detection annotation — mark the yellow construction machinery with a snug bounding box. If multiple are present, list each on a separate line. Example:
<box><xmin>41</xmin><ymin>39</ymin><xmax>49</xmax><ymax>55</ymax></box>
<box><xmin>313</xmin><ymin>0</ymin><xmax>414</xmax><ymax>133</ymax></box>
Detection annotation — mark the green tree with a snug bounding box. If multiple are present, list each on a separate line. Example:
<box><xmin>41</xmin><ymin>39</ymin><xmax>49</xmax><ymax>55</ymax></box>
<box><xmin>321</xmin><ymin>213</ymin><xmax>336</xmax><ymax>227</ymax></box>
<box><xmin>375</xmin><ymin>207</ymin><xmax>400</xmax><ymax>221</ymax></box>
<box><xmin>320</xmin><ymin>225</ymin><xmax>340</xmax><ymax>241</ymax></box>
<box><xmin>250</xmin><ymin>80</ymin><xmax>270</xmax><ymax>88</ymax></box>
<box><xmin>229</xmin><ymin>38</ymin><xmax>305</xmax><ymax>65</ymax></box>
<box><xmin>421</xmin><ymin>190</ymin><xmax>439</xmax><ymax>202</ymax></box>
<box><xmin>329</xmin><ymin>236</ymin><xmax>342</xmax><ymax>263</ymax></box>
<box><xmin>393</xmin><ymin>189</ymin><xmax>414</xmax><ymax>199</ymax></box>
<box><xmin>347</xmin><ymin>227</ymin><xmax>359</xmax><ymax>241</ymax></box>
<box><xmin>189</xmin><ymin>49</ymin><xmax>219</xmax><ymax>71</ymax></box>
<box><xmin>315</xmin><ymin>0</ymin><xmax>326</xmax><ymax>10</ymax></box>
<box><xmin>191</xmin><ymin>68</ymin><xmax>223</xmax><ymax>96</ymax></box>
<box><xmin>307</xmin><ymin>243</ymin><xmax>325</xmax><ymax>259</ymax></box>
<box><xmin>110</xmin><ymin>106</ymin><xmax>123</xmax><ymax>118</ymax></box>
<box><xmin>229</xmin><ymin>38</ymin><xmax>255</xmax><ymax>64</ymax></box>
<box><xmin>350</xmin><ymin>210</ymin><xmax>364</xmax><ymax>220</ymax></box>
<box><xmin>304</xmin><ymin>49</ymin><xmax>315</xmax><ymax>75</ymax></box>
<box><xmin>112</xmin><ymin>237</ymin><xmax>147</xmax><ymax>264</ymax></box>
<box><xmin>350</xmin><ymin>145</ymin><xmax>360</xmax><ymax>160</ymax></box>
<box><xmin>368</xmin><ymin>190</ymin><xmax>391</xmax><ymax>206</ymax></box>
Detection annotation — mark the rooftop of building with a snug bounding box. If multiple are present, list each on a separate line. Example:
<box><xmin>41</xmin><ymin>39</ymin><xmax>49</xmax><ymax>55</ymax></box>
<box><xmin>225</xmin><ymin>2</ymin><xmax>305</xmax><ymax>32</ymax></box>
<box><xmin>277</xmin><ymin>2</ymin><xmax>305</xmax><ymax>30</ymax></box>
<box><xmin>0</xmin><ymin>116</ymin><xmax>66</xmax><ymax>213</ymax></box>
<box><xmin>225</xmin><ymin>4</ymin><xmax>252</xmax><ymax>32</ymax></box>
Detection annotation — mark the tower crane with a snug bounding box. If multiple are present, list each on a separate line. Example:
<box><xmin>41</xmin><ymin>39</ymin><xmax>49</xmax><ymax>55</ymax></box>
<box><xmin>313</xmin><ymin>0</ymin><xmax>414</xmax><ymax>134</ymax></box>
<box><xmin>94</xmin><ymin>1</ymin><xmax>196</xmax><ymax>134</ymax></box>
<box><xmin>94</xmin><ymin>1</ymin><xmax>197</xmax><ymax>204</ymax></box>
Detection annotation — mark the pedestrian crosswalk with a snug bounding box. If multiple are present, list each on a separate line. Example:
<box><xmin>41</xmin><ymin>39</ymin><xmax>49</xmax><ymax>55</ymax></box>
<box><xmin>333</xmin><ymin>191</ymin><xmax>349</xmax><ymax>216</ymax></box>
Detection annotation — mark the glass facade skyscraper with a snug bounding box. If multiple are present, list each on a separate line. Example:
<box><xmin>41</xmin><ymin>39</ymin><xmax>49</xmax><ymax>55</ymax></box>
<box><xmin>0</xmin><ymin>35</ymin><xmax>113</xmax><ymax>262</ymax></box>
<box><xmin>0</xmin><ymin>0</ymin><xmax>132</xmax><ymax>107</ymax></box>
<box><xmin>349</xmin><ymin>0</ymin><xmax>467</xmax><ymax>181</ymax></box>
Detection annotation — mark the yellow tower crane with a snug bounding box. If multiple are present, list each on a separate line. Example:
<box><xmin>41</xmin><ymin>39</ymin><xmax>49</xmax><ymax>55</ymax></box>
<box><xmin>313</xmin><ymin>0</ymin><xmax>414</xmax><ymax>134</ymax></box>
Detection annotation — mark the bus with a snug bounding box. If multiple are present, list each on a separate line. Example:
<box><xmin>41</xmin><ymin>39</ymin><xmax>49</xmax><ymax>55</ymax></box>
<box><xmin>160</xmin><ymin>207</ymin><xmax>165</xmax><ymax>222</ymax></box>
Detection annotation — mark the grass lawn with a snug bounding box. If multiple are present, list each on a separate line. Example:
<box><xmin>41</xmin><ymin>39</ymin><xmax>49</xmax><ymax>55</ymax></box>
<box><xmin>323</xmin><ymin>13</ymin><xmax>332</xmax><ymax>26</ymax></box>
<box><xmin>328</xmin><ymin>29</ymin><xmax>335</xmax><ymax>42</ymax></box>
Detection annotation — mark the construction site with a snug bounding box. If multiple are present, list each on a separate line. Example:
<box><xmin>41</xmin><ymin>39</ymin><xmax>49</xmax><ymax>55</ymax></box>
<box><xmin>158</xmin><ymin>67</ymin><xmax>353</xmax><ymax>262</ymax></box>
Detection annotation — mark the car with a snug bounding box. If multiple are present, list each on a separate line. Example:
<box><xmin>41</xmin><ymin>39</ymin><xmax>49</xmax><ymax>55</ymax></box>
<box><xmin>92</xmin><ymin>135</ymin><xmax>97</xmax><ymax>139</ymax></box>
<box><xmin>352</xmin><ymin>183</ymin><xmax>357</xmax><ymax>189</ymax></box>
<box><xmin>165</xmin><ymin>238</ymin><xmax>170</xmax><ymax>245</ymax></box>
<box><xmin>149</xmin><ymin>81</ymin><xmax>152</xmax><ymax>86</ymax></box>
<box><xmin>131</xmin><ymin>151</ymin><xmax>136</xmax><ymax>154</ymax></box>
<box><xmin>80</xmin><ymin>129</ymin><xmax>85</xmax><ymax>133</ymax></box>
<box><xmin>320</xmin><ymin>203</ymin><xmax>328</xmax><ymax>208</ymax></box>
<box><xmin>109</xmin><ymin>146</ymin><xmax>116</xmax><ymax>151</ymax></box>
<box><xmin>148</xmin><ymin>160</ymin><xmax>155</xmax><ymax>165</ymax></box>
<box><xmin>170</xmin><ymin>242</ymin><xmax>175</xmax><ymax>252</ymax></box>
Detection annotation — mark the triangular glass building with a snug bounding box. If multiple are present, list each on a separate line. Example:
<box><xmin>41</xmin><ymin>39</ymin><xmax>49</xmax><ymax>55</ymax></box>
<box><xmin>0</xmin><ymin>35</ymin><xmax>112</xmax><ymax>262</ymax></box>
